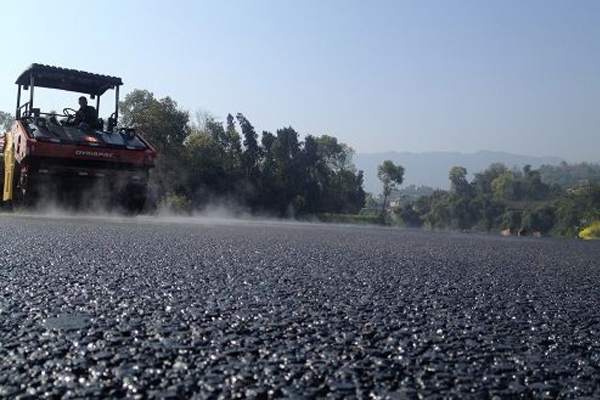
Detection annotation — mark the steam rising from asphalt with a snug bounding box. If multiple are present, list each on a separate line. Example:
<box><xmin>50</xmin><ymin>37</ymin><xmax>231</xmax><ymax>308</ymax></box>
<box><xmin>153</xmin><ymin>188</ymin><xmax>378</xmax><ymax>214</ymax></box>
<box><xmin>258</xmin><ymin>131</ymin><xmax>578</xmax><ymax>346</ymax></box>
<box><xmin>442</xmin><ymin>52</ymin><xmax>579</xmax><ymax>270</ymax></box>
<box><xmin>3</xmin><ymin>198</ymin><xmax>317</xmax><ymax>228</ymax></box>
<box><xmin>4</xmin><ymin>178</ymin><xmax>329</xmax><ymax>227</ymax></box>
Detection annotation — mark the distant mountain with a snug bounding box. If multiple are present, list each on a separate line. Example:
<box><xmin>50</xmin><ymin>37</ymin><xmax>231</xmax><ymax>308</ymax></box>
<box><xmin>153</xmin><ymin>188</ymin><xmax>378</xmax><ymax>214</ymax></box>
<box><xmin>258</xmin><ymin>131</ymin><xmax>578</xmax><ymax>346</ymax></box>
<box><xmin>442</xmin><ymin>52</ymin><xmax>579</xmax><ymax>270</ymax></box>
<box><xmin>354</xmin><ymin>151</ymin><xmax>564</xmax><ymax>195</ymax></box>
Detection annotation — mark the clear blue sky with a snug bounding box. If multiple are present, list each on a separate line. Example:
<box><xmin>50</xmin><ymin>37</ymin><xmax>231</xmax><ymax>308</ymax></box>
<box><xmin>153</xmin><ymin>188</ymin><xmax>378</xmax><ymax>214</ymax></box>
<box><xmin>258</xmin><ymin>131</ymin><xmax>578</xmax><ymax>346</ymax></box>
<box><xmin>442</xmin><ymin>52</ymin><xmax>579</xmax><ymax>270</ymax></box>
<box><xmin>1</xmin><ymin>0</ymin><xmax>598</xmax><ymax>161</ymax></box>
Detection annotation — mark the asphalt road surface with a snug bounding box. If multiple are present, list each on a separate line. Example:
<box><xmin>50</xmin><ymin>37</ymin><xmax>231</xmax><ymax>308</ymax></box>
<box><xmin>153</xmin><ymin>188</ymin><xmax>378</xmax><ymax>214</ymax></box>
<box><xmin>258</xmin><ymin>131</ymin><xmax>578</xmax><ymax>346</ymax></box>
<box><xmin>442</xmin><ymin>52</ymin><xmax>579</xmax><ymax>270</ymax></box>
<box><xmin>1</xmin><ymin>214</ymin><xmax>600</xmax><ymax>399</ymax></box>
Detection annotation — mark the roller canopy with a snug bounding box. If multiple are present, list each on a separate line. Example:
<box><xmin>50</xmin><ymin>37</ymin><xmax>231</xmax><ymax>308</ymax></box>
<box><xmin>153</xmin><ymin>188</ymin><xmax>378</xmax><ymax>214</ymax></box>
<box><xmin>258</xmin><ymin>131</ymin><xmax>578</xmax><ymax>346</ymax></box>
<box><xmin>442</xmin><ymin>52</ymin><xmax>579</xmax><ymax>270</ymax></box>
<box><xmin>16</xmin><ymin>63</ymin><xmax>123</xmax><ymax>96</ymax></box>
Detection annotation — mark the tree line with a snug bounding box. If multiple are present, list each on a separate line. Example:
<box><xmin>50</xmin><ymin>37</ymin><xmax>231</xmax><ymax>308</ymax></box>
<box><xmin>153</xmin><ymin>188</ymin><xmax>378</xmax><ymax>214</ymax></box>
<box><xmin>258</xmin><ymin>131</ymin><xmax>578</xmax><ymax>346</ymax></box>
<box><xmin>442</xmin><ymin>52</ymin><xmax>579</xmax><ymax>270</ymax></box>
<box><xmin>391</xmin><ymin>162</ymin><xmax>600</xmax><ymax>237</ymax></box>
<box><xmin>119</xmin><ymin>89</ymin><xmax>366</xmax><ymax>216</ymax></box>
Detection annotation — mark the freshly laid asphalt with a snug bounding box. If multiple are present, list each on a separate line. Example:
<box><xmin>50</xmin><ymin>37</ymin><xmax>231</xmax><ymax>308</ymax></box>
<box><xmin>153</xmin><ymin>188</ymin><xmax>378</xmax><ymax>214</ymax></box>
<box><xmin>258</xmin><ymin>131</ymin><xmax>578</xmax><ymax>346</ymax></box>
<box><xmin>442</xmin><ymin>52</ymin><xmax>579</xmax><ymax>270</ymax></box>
<box><xmin>0</xmin><ymin>214</ymin><xmax>599</xmax><ymax>399</ymax></box>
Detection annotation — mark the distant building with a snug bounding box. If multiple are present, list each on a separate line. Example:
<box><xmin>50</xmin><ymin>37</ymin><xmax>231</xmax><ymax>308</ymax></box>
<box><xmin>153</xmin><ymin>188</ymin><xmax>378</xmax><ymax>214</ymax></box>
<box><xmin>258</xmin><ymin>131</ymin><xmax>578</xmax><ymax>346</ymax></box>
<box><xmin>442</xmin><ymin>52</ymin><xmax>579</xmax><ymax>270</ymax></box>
<box><xmin>565</xmin><ymin>184</ymin><xmax>592</xmax><ymax>195</ymax></box>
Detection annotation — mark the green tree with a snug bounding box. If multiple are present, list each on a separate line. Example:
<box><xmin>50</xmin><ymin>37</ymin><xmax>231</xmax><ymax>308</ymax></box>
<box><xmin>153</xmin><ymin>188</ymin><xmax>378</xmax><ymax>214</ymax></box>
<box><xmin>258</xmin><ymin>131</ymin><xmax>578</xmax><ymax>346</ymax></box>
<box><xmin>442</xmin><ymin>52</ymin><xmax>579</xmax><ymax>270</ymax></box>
<box><xmin>449</xmin><ymin>166</ymin><xmax>471</xmax><ymax>197</ymax></box>
<box><xmin>473</xmin><ymin>163</ymin><xmax>508</xmax><ymax>198</ymax></box>
<box><xmin>120</xmin><ymin>89</ymin><xmax>190</xmax><ymax>202</ymax></box>
<box><xmin>554</xmin><ymin>184</ymin><xmax>600</xmax><ymax>236</ymax></box>
<box><xmin>377</xmin><ymin>160</ymin><xmax>405</xmax><ymax>212</ymax></box>
<box><xmin>521</xmin><ymin>205</ymin><xmax>556</xmax><ymax>234</ymax></box>
<box><xmin>316</xmin><ymin>135</ymin><xmax>354</xmax><ymax>172</ymax></box>
<box><xmin>236</xmin><ymin>113</ymin><xmax>260</xmax><ymax>180</ymax></box>
<box><xmin>185</xmin><ymin>127</ymin><xmax>227</xmax><ymax>205</ymax></box>
<box><xmin>271</xmin><ymin>127</ymin><xmax>302</xmax><ymax>214</ymax></box>
<box><xmin>298</xmin><ymin>135</ymin><xmax>322</xmax><ymax>213</ymax></box>
<box><xmin>395</xmin><ymin>203</ymin><xmax>422</xmax><ymax>227</ymax></box>
<box><xmin>121</xmin><ymin>90</ymin><xmax>189</xmax><ymax>154</ymax></box>
<box><xmin>421</xmin><ymin>190</ymin><xmax>451</xmax><ymax>229</ymax></box>
<box><xmin>224</xmin><ymin>114</ymin><xmax>243</xmax><ymax>174</ymax></box>
<box><xmin>257</xmin><ymin>131</ymin><xmax>280</xmax><ymax>211</ymax></box>
<box><xmin>540</xmin><ymin>161</ymin><xmax>600</xmax><ymax>187</ymax></box>
<box><xmin>446</xmin><ymin>166</ymin><xmax>477</xmax><ymax>229</ymax></box>
<box><xmin>520</xmin><ymin>165</ymin><xmax>552</xmax><ymax>200</ymax></box>
<box><xmin>499</xmin><ymin>209</ymin><xmax>522</xmax><ymax>231</ymax></box>
<box><xmin>315</xmin><ymin>135</ymin><xmax>364</xmax><ymax>214</ymax></box>
<box><xmin>492</xmin><ymin>171</ymin><xmax>516</xmax><ymax>201</ymax></box>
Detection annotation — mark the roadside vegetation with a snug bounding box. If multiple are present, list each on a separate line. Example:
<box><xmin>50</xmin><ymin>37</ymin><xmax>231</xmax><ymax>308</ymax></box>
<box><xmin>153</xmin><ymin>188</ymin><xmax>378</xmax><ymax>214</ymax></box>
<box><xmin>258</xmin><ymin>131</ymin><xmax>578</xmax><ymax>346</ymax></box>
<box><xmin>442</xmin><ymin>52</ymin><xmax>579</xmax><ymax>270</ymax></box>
<box><xmin>119</xmin><ymin>90</ymin><xmax>365</xmax><ymax>217</ymax></box>
<box><xmin>389</xmin><ymin>163</ymin><xmax>600</xmax><ymax>237</ymax></box>
<box><xmin>1</xmin><ymin>94</ymin><xmax>599</xmax><ymax>238</ymax></box>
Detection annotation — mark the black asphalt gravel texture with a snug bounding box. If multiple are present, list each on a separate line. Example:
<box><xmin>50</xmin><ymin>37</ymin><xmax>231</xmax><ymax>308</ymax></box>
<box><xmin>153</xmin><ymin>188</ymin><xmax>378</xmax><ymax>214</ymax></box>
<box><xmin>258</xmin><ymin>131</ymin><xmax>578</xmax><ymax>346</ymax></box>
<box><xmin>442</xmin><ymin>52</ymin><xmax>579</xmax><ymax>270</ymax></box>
<box><xmin>1</xmin><ymin>214</ymin><xmax>600</xmax><ymax>399</ymax></box>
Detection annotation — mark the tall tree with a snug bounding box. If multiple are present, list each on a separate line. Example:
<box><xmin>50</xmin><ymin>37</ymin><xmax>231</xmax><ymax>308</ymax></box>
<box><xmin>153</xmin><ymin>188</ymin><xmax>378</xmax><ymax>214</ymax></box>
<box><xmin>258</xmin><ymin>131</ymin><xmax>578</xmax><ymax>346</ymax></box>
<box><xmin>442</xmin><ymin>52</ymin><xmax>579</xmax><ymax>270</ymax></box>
<box><xmin>299</xmin><ymin>135</ymin><xmax>323</xmax><ymax>213</ymax></box>
<box><xmin>377</xmin><ymin>160</ymin><xmax>405</xmax><ymax>212</ymax></box>
<box><xmin>272</xmin><ymin>127</ymin><xmax>302</xmax><ymax>214</ymax></box>
<box><xmin>236</xmin><ymin>113</ymin><xmax>260</xmax><ymax>180</ymax></box>
<box><xmin>449</xmin><ymin>166</ymin><xmax>471</xmax><ymax>197</ymax></box>
<box><xmin>185</xmin><ymin>127</ymin><xmax>226</xmax><ymax>204</ymax></box>
<box><xmin>472</xmin><ymin>163</ymin><xmax>508</xmax><ymax>198</ymax></box>
<box><xmin>224</xmin><ymin>114</ymin><xmax>243</xmax><ymax>171</ymax></box>
<box><xmin>120</xmin><ymin>89</ymin><xmax>190</xmax><ymax>199</ymax></box>
<box><xmin>316</xmin><ymin>135</ymin><xmax>354</xmax><ymax>173</ymax></box>
<box><xmin>120</xmin><ymin>89</ymin><xmax>189</xmax><ymax>155</ymax></box>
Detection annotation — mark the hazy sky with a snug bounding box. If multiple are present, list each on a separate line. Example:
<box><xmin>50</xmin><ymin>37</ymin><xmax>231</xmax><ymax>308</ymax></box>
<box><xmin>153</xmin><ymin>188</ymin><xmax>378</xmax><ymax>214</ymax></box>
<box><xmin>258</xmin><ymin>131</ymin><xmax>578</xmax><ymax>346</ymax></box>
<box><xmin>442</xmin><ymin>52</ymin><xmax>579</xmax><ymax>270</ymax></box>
<box><xmin>1</xmin><ymin>0</ymin><xmax>598</xmax><ymax>161</ymax></box>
